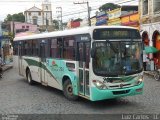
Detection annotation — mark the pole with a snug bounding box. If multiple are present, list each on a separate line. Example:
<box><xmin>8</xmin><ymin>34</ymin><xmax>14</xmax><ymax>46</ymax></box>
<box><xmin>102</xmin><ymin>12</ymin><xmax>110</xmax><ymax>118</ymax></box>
<box><xmin>46</xmin><ymin>12</ymin><xmax>48</xmax><ymax>32</ymax></box>
<box><xmin>87</xmin><ymin>2</ymin><xmax>91</xmax><ymax>26</ymax></box>
<box><xmin>56</xmin><ymin>7</ymin><xmax>63</xmax><ymax>30</ymax></box>
<box><xmin>74</xmin><ymin>1</ymin><xmax>91</xmax><ymax>26</ymax></box>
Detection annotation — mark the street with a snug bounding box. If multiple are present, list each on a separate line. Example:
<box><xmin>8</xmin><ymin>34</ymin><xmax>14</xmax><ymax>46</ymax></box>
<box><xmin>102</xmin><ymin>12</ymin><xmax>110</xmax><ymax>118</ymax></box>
<box><xmin>0</xmin><ymin>68</ymin><xmax>160</xmax><ymax>114</ymax></box>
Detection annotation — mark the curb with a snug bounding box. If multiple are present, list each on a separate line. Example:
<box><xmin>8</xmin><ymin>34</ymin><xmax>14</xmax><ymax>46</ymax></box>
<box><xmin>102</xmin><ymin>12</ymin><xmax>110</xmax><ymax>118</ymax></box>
<box><xmin>2</xmin><ymin>65</ymin><xmax>13</xmax><ymax>72</ymax></box>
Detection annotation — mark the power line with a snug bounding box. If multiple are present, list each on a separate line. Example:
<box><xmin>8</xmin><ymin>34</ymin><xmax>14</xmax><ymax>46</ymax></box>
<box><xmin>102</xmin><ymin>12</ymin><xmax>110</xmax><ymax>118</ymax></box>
<box><xmin>59</xmin><ymin>0</ymin><xmax>138</xmax><ymax>18</ymax></box>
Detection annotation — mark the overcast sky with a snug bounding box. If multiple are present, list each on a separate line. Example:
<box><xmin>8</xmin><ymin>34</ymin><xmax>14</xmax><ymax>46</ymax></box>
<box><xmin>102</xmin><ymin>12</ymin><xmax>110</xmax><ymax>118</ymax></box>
<box><xmin>0</xmin><ymin>0</ymin><xmax>138</xmax><ymax>22</ymax></box>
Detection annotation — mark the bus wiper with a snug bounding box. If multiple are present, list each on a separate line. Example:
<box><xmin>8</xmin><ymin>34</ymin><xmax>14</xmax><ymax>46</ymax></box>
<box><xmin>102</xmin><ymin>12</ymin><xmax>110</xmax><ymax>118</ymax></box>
<box><xmin>105</xmin><ymin>40</ymin><xmax>117</xmax><ymax>53</ymax></box>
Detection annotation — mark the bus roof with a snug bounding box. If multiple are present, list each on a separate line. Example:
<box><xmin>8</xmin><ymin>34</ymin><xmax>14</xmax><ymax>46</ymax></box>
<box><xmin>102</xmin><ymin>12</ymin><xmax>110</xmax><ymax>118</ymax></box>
<box><xmin>14</xmin><ymin>26</ymin><xmax>137</xmax><ymax>41</ymax></box>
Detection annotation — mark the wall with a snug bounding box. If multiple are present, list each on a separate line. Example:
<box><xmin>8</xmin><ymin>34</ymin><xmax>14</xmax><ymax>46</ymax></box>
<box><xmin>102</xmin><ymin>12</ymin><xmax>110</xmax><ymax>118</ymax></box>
<box><xmin>139</xmin><ymin>0</ymin><xmax>160</xmax><ymax>69</ymax></box>
<box><xmin>107</xmin><ymin>8</ymin><xmax>121</xmax><ymax>25</ymax></box>
<box><xmin>121</xmin><ymin>12</ymin><xmax>139</xmax><ymax>29</ymax></box>
<box><xmin>90</xmin><ymin>17</ymin><xmax>96</xmax><ymax>26</ymax></box>
<box><xmin>25</xmin><ymin>11</ymin><xmax>43</xmax><ymax>26</ymax></box>
<box><xmin>10</xmin><ymin>22</ymin><xmax>38</xmax><ymax>34</ymax></box>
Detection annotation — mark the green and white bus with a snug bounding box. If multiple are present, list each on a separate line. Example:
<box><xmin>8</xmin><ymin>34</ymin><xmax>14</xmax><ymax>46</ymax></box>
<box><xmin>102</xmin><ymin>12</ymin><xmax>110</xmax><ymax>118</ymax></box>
<box><xmin>13</xmin><ymin>26</ymin><xmax>144</xmax><ymax>101</ymax></box>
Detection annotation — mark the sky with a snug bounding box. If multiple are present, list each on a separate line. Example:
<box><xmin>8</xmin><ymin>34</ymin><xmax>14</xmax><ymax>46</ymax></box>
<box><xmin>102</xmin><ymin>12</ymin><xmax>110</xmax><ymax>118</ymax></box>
<box><xmin>0</xmin><ymin>0</ymin><xmax>138</xmax><ymax>22</ymax></box>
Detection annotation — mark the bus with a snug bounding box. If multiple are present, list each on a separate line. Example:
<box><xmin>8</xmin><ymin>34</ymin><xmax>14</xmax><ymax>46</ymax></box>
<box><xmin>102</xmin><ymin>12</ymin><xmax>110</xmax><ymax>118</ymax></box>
<box><xmin>13</xmin><ymin>26</ymin><xmax>144</xmax><ymax>101</ymax></box>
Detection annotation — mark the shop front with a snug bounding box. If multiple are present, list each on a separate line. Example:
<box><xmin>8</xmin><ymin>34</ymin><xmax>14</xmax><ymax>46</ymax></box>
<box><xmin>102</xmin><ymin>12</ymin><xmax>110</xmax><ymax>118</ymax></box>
<box><xmin>121</xmin><ymin>12</ymin><xmax>140</xmax><ymax>29</ymax></box>
<box><xmin>96</xmin><ymin>11</ymin><xmax>108</xmax><ymax>26</ymax></box>
<box><xmin>108</xmin><ymin>18</ymin><xmax>121</xmax><ymax>26</ymax></box>
<box><xmin>107</xmin><ymin>8</ymin><xmax>121</xmax><ymax>26</ymax></box>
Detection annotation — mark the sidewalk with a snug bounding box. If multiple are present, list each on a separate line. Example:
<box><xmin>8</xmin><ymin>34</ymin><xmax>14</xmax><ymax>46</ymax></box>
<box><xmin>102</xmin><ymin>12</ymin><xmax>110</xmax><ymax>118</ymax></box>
<box><xmin>2</xmin><ymin>63</ymin><xmax>13</xmax><ymax>72</ymax></box>
<box><xmin>143</xmin><ymin>71</ymin><xmax>155</xmax><ymax>77</ymax></box>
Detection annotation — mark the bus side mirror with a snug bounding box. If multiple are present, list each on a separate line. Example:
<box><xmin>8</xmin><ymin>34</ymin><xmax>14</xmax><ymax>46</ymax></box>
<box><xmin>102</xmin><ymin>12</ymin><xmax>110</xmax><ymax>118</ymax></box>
<box><xmin>91</xmin><ymin>48</ymin><xmax>95</xmax><ymax>58</ymax></box>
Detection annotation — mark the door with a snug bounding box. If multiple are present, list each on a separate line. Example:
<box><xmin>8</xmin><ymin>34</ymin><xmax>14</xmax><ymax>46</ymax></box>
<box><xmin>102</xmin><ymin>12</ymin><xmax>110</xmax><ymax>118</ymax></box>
<box><xmin>18</xmin><ymin>42</ymin><xmax>23</xmax><ymax>75</ymax></box>
<box><xmin>40</xmin><ymin>41</ymin><xmax>47</xmax><ymax>84</ymax></box>
<box><xmin>78</xmin><ymin>42</ymin><xmax>90</xmax><ymax>96</ymax></box>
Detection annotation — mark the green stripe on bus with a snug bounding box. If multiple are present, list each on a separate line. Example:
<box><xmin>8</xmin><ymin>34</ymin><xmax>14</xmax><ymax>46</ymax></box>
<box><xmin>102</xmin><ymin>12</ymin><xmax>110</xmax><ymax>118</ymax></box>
<box><xmin>24</xmin><ymin>58</ymin><xmax>60</xmax><ymax>85</ymax></box>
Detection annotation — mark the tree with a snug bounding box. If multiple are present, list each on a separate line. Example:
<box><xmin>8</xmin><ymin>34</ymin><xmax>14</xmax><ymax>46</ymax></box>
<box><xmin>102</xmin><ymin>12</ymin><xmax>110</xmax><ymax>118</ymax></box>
<box><xmin>53</xmin><ymin>19</ymin><xmax>59</xmax><ymax>30</ymax></box>
<box><xmin>73</xmin><ymin>18</ymin><xmax>83</xmax><ymax>22</ymax></box>
<box><xmin>4</xmin><ymin>12</ymin><xmax>25</xmax><ymax>22</ymax></box>
<box><xmin>99</xmin><ymin>3</ymin><xmax>121</xmax><ymax>11</ymax></box>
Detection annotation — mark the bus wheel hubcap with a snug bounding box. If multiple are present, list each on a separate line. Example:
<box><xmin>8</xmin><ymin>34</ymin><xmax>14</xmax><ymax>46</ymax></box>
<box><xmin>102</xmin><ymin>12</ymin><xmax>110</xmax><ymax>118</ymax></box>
<box><xmin>67</xmin><ymin>85</ymin><xmax>73</xmax><ymax>95</ymax></box>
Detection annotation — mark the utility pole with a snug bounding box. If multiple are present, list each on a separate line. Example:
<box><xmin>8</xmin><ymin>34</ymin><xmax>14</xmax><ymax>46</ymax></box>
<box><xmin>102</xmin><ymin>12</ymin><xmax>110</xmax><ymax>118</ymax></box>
<box><xmin>74</xmin><ymin>1</ymin><xmax>91</xmax><ymax>26</ymax></box>
<box><xmin>46</xmin><ymin>12</ymin><xmax>48</xmax><ymax>32</ymax></box>
<box><xmin>12</xmin><ymin>17</ymin><xmax>15</xmax><ymax>38</ymax></box>
<box><xmin>56</xmin><ymin>7</ymin><xmax>63</xmax><ymax>30</ymax></box>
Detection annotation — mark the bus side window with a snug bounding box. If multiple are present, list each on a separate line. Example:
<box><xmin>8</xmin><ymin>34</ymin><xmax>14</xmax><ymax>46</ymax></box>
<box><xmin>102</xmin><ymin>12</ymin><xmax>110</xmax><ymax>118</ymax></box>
<box><xmin>32</xmin><ymin>40</ymin><xmax>39</xmax><ymax>56</ymax></box>
<box><xmin>24</xmin><ymin>41</ymin><xmax>27</xmax><ymax>56</ymax></box>
<box><xmin>50</xmin><ymin>38</ymin><xmax>57</xmax><ymax>58</ymax></box>
<box><xmin>63</xmin><ymin>36</ymin><xmax>75</xmax><ymax>60</ymax></box>
<box><xmin>13</xmin><ymin>42</ymin><xmax>18</xmax><ymax>55</ymax></box>
<box><xmin>57</xmin><ymin>38</ymin><xmax>63</xmax><ymax>58</ymax></box>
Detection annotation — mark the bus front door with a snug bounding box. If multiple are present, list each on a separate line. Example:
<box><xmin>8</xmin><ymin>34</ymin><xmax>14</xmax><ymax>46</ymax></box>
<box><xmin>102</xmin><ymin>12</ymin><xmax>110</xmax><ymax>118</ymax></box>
<box><xmin>18</xmin><ymin>43</ymin><xmax>23</xmax><ymax>75</ymax></box>
<box><xmin>40</xmin><ymin>41</ymin><xmax>47</xmax><ymax>85</ymax></box>
<box><xmin>78</xmin><ymin>42</ymin><xmax>90</xmax><ymax>96</ymax></box>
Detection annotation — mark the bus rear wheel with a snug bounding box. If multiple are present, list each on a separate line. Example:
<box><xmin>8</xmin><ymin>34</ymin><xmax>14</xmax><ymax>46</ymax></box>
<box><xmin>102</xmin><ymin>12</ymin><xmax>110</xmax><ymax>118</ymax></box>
<box><xmin>63</xmin><ymin>79</ymin><xmax>78</xmax><ymax>101</ymax></box>
<box><xmin>26</xmin><ymin>70</ymin><xmax>34</xmax><ymax>85</ymax></box>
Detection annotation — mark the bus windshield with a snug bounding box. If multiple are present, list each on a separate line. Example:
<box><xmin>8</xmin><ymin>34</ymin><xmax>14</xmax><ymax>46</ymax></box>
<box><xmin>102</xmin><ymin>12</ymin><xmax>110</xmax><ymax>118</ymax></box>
<box><xmin>92</xmin><ymin>41</ymin><xmax>143</xmax><ymax>77</ymax></box>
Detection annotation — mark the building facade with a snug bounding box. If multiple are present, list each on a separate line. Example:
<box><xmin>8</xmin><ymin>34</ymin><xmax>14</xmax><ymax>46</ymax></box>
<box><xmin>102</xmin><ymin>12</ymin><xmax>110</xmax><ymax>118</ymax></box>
<box><xmin>108</xmin><ymin>6</ymin><xmax>138</xmax><ymax>26</ymax></box>
<box><xmin>139</xmin><ymin>0</ymin><xmax>160</xmax><ymax>69</ymax></box>
<box><xmin>10</xmin><ymin>22</ymin><xmax>38</xmax><ymax>34</ymax></box>
<box><xmin>0</xmin><ymin>22</ymin><xmax>11</xmax><ymax>64</ymax></box>
<box><xmin>108</xmin><ymin>8</ymin><xmax>121</xmax><ymax>26</ymax></box>
<box><xmin>90</xmin><ymin>16</ymin><xmax>96</xmax><ymax>26</ymax></box>
<box><xmin>24</xmin><ymin>0</ymin><xmax>53</xmax><ymax>31</ymax></box>
<box><xmin>96</xmin><ymin>11</ymin><xmax>108</xmax><ymax>26</ymax></box>
<box><xmin>121</xmin><ymin>12</ymin><xmax>140</xmax><ymax>29</ymax></box>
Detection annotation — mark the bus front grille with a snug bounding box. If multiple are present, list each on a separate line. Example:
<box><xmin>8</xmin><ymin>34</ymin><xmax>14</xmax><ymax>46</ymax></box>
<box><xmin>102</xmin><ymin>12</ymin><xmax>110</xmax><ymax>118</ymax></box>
<box><xmin>109</xmin><ymin>84</ymin><xmax>131</xmax><ymax>89</ymax></box>
<box><xmin>112</xmin><ymin>90</ymin><xmax>130</xmax><ymax>95</ymax></box>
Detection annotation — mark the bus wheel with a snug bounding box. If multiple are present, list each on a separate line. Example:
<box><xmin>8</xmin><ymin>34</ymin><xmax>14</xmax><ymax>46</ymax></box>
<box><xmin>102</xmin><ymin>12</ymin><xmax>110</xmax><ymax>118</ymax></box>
<box><xmin>63</xmin><ymin>79</ymin><xmax>78</xmax><ymax>101</ymax></box>
<box><xmin>27</xmin><ymin>70</ymin><xmax>34</xmax><ymax>85</ymax></box>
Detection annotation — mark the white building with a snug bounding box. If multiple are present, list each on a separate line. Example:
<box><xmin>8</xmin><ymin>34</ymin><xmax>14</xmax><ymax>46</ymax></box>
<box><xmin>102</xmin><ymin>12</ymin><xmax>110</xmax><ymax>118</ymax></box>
<box><xmin>139</xmin><ymin>0</ymin><xmax>160</xmax><ymax>70</ymax></box>
<box><xmin>24</xmin><ymin>0</ymin><xmax>53</xmax><ymax>31</ymax></box>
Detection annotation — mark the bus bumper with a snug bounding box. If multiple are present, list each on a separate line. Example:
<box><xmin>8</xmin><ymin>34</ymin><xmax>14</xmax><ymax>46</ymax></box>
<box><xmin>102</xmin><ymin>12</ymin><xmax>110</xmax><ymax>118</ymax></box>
<box><xmin>90</xmin><ymin>82</ymin><xmax>144</xmax><ymax>101</ymax></box>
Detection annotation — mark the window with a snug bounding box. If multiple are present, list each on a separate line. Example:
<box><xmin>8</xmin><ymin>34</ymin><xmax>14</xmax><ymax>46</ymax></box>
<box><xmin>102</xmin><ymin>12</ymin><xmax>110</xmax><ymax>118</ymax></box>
<box><xmin>38</xmin><ymin>12</ymin><xmax>41</xmax><ymax>16</ymax></box>
<box><xmin>28</xmin><ymin>12</ymin><xmax>31</xmax><ymax>16</ymax></box>
<box><xmin>63</xmin><ymin>36</ymin><xmax>75</xmax><ymax>60</ymax></box>
<box><xmin>26</xmin><ymin>26</ymin><xmax>29</xmax><ymax>28</ymax></box>
<box><xmin>142</xmin><ymin>0</ymin><xmax>148</xmax><ymax>15</ymax></box>
<box><xmin>50</xmin><ymin>39</ymin><xmax>57</xmax><ymax>58</ymax></box>
<box><xmin>33</xmin><ymin>18</ymin><xmax>37</xmax><ymax>25</ymax></box>
<box><xmin>24</xmin><ymin>41</ymin><xmax>28</xmax><ymax>55</ymax></box>
<box><xmin>19</xmin><ymin>41</ymin><xmax>24</xmax><ymax>56</ymax></box>
<box><xmin>32</xmin><ymin>40</ymin><xmax>39</xmax><ymax>56</ymax></box>
<box><xmin>22</xmin><ymin>26</ymin><xmax>25</xmax><ymax>29</ymax></box>
<box><xmin>50</xmin><ymin>38</ymin><xmax>63</xmax><ymax>58</ymax></box>
<box><xmin>24</xmin><ymin>40</ymin><xmax>32</xmax><ymax>56</ymax></box>
<box><xmin>46</xmin><ymin>6</ymin><xmax>48</xmax><ymax>10</ymax></box>
<box><xmin>13</xmin><ymin>42</ymin><xmax>18</xmax><ymax>55</ymax></box>
<box><xmin>153</xmin><ymin>0</ymin><xmax>160</xmax><ymax>13</ymax></box>
<box><xmin>27</xmin><ymin>40</ymin><xmax>32</xmax><ymax>56</ymax></box>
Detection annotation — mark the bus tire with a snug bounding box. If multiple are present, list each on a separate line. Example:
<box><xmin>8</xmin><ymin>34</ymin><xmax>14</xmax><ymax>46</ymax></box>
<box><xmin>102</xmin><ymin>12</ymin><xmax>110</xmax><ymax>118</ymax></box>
<box><xmin>63</xmin><ymin>79</ymin><xmax>78</xmax><ymax>101</ymax></box>
<box><xmin>26</xmin><ymin>70</ymin><xmax>34</xmax><ymax>85</ymax></box>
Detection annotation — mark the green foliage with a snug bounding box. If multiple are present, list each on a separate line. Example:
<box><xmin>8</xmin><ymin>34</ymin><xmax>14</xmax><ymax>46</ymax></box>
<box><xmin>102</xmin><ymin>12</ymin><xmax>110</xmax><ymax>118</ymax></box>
<box><xmin>53</xmin><ymin>19</ymin><xmax>59</xmax><ymax>30</ymax></box>
<box><xmin>99</xmin><ymin>3</ymin><xmax>121</xmax><ymax>11</ymax></box>
<box><xmin>74</xmin><ymin>18</ymin><xmax>83</xmax><ymax>22</ymax></box>
<box><xmin>4</xmin><ymin>12</ymin><xmax>25</xmax><ymax>22</ymax></box>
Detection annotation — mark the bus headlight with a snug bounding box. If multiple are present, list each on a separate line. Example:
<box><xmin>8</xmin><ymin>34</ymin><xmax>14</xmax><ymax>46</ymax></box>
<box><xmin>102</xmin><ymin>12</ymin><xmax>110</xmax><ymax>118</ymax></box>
<box><xmin>92</xmin><ymin>80</ymin><xmax>107</xmax><ymax>90</ymax></box>
<box><xmin>135</xmin><ymin>75</ymin><xmax>143</xmax><ymax>85</ymax></box>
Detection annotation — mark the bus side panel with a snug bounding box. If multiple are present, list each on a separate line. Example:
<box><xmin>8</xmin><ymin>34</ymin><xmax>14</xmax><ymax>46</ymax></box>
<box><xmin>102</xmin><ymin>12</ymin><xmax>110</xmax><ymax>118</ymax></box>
<box><xmin>45</xmin><ymin>59</ymin><xmax>78</xmax><ymax>94</ymax></box>
<box><xmin>23</xmin><ymin>57</ymin><xmax>41</xmax><ymax>83</ymax></box>
<box><xmin>45</xmin><ymin>58</ymin><xmax>62</xmax><ymax>90</ymax></box>
<box><xmin>46</xmin><ymin>71</ymin><xmax>62</xmax><ymax>90</ymax></box>
<box><xmin>61</xmin><ymin>60</ymin><xmax>79</xmax><ymax>95</ymax></box>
